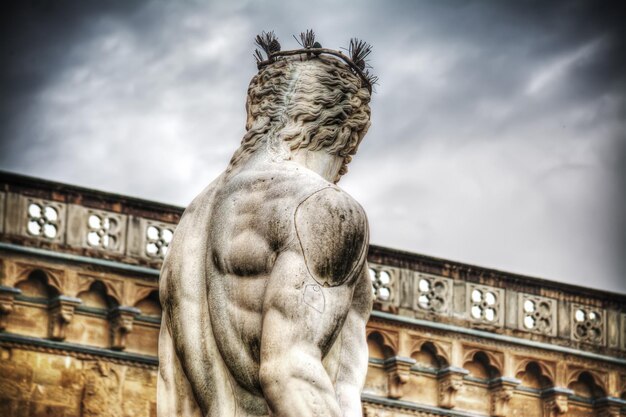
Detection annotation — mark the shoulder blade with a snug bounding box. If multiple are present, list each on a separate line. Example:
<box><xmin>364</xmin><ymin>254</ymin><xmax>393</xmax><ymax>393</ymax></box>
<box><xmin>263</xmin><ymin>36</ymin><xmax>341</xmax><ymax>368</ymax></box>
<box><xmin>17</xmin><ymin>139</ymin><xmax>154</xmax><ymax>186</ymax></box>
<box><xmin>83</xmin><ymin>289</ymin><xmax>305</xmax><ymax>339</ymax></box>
<box><xmin>294</xmin><ymin>187</ymin><xmax>368</xmax><ymax>287</ymax></box>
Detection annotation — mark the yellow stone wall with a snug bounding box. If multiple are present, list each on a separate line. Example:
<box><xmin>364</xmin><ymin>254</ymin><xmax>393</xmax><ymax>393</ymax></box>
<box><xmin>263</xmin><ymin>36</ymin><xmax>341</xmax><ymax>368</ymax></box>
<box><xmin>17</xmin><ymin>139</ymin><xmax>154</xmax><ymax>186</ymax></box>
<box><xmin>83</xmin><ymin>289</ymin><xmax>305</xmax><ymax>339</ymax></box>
<box><xmin>0</xmin><ymin>347</ymin><xmax>157</xmax><ymax>417</ymax></box>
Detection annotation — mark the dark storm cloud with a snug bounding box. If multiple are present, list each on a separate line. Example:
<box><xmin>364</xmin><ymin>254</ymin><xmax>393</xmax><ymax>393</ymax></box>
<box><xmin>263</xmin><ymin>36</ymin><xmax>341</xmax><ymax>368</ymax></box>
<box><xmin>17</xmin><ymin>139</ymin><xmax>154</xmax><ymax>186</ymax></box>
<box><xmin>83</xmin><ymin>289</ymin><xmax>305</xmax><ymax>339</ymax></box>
<box><xmin>0</xmin><ymin>1</ymin><xmax>145</xmax><ymax>145</ymax></box>
<box><xmin>1</xmin><ymin>0</ymin><xmax>254</xmax><ymax>195</ymax></box>
<box><xmin>0</xmin><ymin>0</ymin><xmax>624</xmax><ymax>292</ymax></box>
<box><xmin>364</xmin><ymin>1</ymin><xmax>625</xmax><ymax>143</ymax></box>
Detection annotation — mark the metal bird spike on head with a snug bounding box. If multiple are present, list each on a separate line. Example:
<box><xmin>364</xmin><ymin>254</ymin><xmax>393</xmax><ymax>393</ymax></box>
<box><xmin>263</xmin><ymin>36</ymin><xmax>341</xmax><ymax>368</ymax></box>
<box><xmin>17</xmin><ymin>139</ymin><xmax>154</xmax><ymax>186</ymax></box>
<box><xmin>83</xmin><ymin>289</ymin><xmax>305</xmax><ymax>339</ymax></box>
<box><xmin>293</xmin><ymin>29</ymin><xmax>318</xmax><ymax>49</ymax></box>
<box><xmin>347</xmin><ymin>38</ymin><xmax>372</xmax><ymax>71</ymax></box>
<box><xmin>253</xmin><ymin>29</ymin><xmax>378</xmax><ymax>92</ymax></box>
<box><xmin>254</xmin><ymin>31</ymin><xmax>281</xmax><ymax>62</ymax></box>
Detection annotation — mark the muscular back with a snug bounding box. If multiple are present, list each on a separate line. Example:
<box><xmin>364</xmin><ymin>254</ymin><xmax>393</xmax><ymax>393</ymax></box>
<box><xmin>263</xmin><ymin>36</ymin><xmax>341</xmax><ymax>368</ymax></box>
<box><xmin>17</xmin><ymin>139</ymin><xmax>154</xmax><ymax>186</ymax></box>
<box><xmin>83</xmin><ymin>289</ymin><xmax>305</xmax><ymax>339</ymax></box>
<box><xmin>205</xmin><ymin>160</ymin><xmax>368</xmax><ymax>396</ymax></box>
<box><xmin>158</xmin><ymin>46</ymin><xmax>374</xmax><ymax>417</ymax></box>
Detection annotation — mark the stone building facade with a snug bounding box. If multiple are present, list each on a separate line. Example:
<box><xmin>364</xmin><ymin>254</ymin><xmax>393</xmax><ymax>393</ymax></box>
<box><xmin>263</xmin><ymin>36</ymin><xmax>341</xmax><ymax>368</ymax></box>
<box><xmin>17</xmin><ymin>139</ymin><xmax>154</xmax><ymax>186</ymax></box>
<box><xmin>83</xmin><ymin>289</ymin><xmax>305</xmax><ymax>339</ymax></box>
<box><xmin>0</xmin><ymin>171</ymin><xmax>625</xmax><ymax>417</ymax></box>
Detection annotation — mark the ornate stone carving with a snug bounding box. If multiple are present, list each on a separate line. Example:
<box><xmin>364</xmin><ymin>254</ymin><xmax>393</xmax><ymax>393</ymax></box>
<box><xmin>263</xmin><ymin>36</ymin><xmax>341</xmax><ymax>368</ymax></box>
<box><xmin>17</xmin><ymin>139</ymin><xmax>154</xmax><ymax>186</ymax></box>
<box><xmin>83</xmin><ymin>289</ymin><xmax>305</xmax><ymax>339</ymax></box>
<box><xmin>370</xmin><ymin>265</ymin><xmax>399</xmax><ymax>310</ymax></box>
<box><xmin>48</xmin><ymin>295</ymin><xmax>81</xmax><ymax>340</ymax></box>
<box><xmin>437</xmin><ymin>366</ymin><xmax>468</xmax><ymax>409</ymax></box>
<box><xmin>1</xmin><ymin>195</ymin><xmax>67</xmax><ymax>243</ymax></box>
<box><xmin>490</xmin><ymin>376</ymin><xmax>519</xmax><ymax>417</ymax></box>
<box><xmin>414</xmin><ymin>273</ymin><xmax>452</xmax><ymax>315</ymax></box>
<box><xmin>26</xmin><ymin>200</ymin><xmax>64</xmax><ymax>240</ymax></box>
<box><xmin>384</xmin><ymin>356</ymin><xmax>415</xmax><ymax>399</ymax></box>
<box><xmin>109</xmin><ymin>306</ymin><xmax>140</xmax><ymax>350</ymax></box>
<box><xmin>565</xmin><ymin>367</ymin><xmax>609</xmax><ymax>398</ymax></box>
<box><xmin>467</xmin><ymin>284</ymin><xmax>505</xmax><ymax>327</ymax></box>
<box><xmin>158</xmin><ymin>32</ymin><xmax>375</xmax><ymax>417</ymax></box>
<box><xmin>126</xmin><ymin>217</ymin><xmax>178</xmax><ymax>261</ymax></box>
<box><xmin>86</xmin><ymin>211</ymin><xmax>124</xmax><ymax>251</ymax></box>
<box><xmin>145</xmin><ymin>223</ymin><xmax>174</xmax><ymax>258</ymax></box>
<box><xmin>66</xmin><ymin>205</ymin><xmax>127</xmax><ymax>254</ymax></box>
<box><xmin>542</xmin><ymin>387</ymin><xmax>572</xmax><ymax>417</ymax></box>
<box><xmin>571</xmin><ymin>304</ymin><xmax>605</xmax><ymax>345</ymax></box>
<box><xmin>518</xmin><ymin>293</ymin><xmax>557</xmax><ymax>336</ymax></box>
<box><xmin>0</xmin><ymin>285</ymin><xmax>21</xmax><ymax>330</ymax></box>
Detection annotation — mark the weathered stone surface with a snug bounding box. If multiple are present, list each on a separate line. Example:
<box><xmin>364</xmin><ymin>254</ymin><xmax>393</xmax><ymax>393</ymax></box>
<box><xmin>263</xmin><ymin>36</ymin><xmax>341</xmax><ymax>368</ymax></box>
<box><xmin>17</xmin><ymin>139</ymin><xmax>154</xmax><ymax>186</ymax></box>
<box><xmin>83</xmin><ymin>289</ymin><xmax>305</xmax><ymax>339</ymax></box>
<box><xmin>0</xmin><ymin>348</ymin><xmax>157</xmax><ymax>417</ymax></box>
<box><xmin>158</xmin><ymin>41</ymin><xmax>374</xmax><ymax>417</ymax></box>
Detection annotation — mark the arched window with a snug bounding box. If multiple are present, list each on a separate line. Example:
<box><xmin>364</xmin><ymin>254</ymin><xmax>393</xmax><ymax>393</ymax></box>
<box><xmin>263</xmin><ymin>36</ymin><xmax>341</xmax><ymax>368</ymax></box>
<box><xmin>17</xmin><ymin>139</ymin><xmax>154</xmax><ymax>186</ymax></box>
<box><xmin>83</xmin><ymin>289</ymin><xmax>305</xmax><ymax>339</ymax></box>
<box><xmin>78</xmin><ymin>281</ymin><xmax>117</xmax><ymax>310</ymax></box>
<box><xmin>367</xmin><ymin>332</ymin><xmax>394</xmax><ymax>360</ymax></box>
<box><xmin>16</xmin><ymin>270</ymin><xmax>58</xmax><ymax>300</ymax></box>
<box><xmin>464</xmin><ymin>352</ymin><xmax>500</xmax><ymax>380</ymax></box>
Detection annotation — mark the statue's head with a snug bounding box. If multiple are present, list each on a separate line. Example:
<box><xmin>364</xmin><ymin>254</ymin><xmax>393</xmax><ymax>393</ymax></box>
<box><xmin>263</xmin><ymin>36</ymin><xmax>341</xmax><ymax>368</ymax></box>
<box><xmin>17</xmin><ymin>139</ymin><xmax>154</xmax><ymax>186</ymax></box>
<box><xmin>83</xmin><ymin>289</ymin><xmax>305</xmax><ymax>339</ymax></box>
<box><xmin>228</xmin><ymin>31</ymin><xmax>375</xmax><ymax>181</ymax></box>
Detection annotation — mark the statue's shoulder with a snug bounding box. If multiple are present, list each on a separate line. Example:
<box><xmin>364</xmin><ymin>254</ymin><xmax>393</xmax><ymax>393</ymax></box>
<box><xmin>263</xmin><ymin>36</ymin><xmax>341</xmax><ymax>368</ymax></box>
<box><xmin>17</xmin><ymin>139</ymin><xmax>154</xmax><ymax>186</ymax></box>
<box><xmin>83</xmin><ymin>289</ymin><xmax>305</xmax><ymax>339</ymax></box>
<box><xmin>176</xmin><ymin>175</ymin><xmax>223</xmax><ymax>231</ymax></box>
<box><xmin>296</xmin><ymin>184</ymin><xmax>366</xmax><ymax>218</ymax></box>
<box><xmin>294</xmin><ymin>186</ymin><xmax>368</xmax><ymax>287</ymax></box>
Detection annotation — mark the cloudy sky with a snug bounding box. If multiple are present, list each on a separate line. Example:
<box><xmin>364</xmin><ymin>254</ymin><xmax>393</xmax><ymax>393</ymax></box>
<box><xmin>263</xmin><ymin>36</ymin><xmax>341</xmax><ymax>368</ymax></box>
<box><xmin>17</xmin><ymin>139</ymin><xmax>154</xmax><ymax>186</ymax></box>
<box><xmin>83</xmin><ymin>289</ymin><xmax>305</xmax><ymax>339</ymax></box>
<box><xmin>1</xmin><ymin>1</ymin><xmax>624</xmax><ymax>293</ymax></box>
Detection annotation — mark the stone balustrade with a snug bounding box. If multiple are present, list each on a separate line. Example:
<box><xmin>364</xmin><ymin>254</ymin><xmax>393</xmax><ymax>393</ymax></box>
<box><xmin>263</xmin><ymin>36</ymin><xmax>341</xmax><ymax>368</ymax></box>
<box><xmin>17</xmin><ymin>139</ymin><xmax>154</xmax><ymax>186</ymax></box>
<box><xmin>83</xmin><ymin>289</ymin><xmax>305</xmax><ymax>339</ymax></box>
<box><xmin>366</xmin><ymin>256</ymin><xmax>626</xmax><ymax>356</ymax></box>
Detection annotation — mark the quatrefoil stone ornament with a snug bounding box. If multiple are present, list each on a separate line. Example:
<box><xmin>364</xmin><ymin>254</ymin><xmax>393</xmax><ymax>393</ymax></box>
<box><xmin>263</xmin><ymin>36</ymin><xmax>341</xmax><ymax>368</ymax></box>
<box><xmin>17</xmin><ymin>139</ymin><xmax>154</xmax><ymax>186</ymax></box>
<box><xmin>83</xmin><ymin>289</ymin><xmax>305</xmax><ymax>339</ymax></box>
<box><xmin>369</xmin><ymin>268</ymin><xmax>392</xmax><ymax>302</ymax></box>
<box><xmin>85</xmin><ymin>212</ymin><xmax>123</xmax><ymax>251</ymax></box>
<box><xmin>27</xmin><ymin>203</ymin><xmax>59</xmax><ymax>239</ymax></box>
<box><xmin>146</xmin><ymin>225</ymin><xmax>174</xmax><ymax>258</ymax></box>
<box><xmin>415</xmin><ymin>274</ymin><xmax>451</xmax><ymax>314</ymax></box>
<box><xmin>518</xmin><ymin>294</ymin><xmax>556</xmax><ymax>336</ymax></box>
<box><xmin>467</xmin><ymin>284</ymin><xmax>504</xmax><ymax>326</ymax></box>
<box><xmin>571</xmin><ymin>304</ymin><xmax>605</xmax><ymax>344</ymax></box>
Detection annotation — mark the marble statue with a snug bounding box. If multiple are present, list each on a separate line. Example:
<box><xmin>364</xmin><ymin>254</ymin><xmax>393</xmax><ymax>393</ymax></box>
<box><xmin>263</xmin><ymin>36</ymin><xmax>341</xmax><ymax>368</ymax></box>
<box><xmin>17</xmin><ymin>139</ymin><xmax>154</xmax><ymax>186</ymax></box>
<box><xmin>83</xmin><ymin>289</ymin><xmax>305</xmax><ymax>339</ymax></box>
<box><xmin>157</xmin><ymin>31</ymin><xmax>375</xmax><ymax>417</ymax></box>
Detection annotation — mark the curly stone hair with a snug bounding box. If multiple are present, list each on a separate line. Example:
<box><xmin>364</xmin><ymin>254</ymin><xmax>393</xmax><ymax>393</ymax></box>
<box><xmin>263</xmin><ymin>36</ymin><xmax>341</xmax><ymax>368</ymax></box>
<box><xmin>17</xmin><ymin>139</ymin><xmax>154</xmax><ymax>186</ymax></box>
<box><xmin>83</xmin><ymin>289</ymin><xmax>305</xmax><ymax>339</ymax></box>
<box><xmin>227</xmin><ymin>55</ymin><xmax>371</xmax><ymax>181</ymax></box>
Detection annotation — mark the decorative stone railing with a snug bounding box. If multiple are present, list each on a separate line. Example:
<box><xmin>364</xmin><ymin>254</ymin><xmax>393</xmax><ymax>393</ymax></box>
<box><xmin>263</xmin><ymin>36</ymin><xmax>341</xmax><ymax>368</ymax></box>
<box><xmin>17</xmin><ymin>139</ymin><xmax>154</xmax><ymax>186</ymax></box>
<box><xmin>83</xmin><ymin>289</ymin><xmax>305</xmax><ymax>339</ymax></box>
<box><xmin>366</xmin><ymin>247</ymin><xmax>626</xmax><ymax>358</ymax></box>
<box><xmin>1</xmin><ymin>171</ymin><xmax>626</xmax><ymax>358</ymax></box>
<box><xmin>0</xmin><ymin>172</ymin><xmax>180</xmax><ymax>268</ymax></box>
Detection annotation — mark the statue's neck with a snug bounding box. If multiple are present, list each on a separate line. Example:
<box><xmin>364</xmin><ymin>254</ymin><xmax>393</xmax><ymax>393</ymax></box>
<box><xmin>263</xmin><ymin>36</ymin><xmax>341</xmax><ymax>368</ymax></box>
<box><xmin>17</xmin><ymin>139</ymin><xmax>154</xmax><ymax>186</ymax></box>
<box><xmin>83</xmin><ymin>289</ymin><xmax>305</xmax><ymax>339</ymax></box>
<box><xmin>230</xmin><ymin>132</ymin><xmax>345</xmax><ymax>184</ymax></box>
<box><xmin>290</xmin><ymin>148</ymin><xmax>343</xmax><ymax>183</ymax></box>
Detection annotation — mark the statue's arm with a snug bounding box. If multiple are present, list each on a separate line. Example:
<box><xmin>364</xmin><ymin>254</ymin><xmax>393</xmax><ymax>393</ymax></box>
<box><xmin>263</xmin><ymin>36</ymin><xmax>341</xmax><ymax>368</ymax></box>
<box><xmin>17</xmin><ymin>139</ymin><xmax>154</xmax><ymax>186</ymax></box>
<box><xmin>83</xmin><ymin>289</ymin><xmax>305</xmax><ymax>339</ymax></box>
<box><xmin>334</xmin><ymin>264</ymin><xmax>372</xmax><ymax>416</ymax></box>
<box><xmin>259</xmin><ymin>250</ymin><xmax>352</xmax><ymax>417</ymax></box>
<box><xmin>260</xmin><ymin>188</ymin><xmax>368</xmax><ymax>417</ymax></box>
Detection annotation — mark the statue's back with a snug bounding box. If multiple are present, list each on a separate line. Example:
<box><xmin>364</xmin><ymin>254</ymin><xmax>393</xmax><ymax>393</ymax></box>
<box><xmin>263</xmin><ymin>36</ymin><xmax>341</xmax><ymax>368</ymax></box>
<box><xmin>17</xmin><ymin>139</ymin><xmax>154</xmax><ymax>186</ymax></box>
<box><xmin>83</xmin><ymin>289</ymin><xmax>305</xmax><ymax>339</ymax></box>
<box><xmin>158</xmin><ymin>31</ymin><xmax>375</xmax><ymax>417</ymax></box>
<box><xmin>207</xmin><ymin>160</ymin><xmax>355</xmax><ymax>391</ymax></box>
<box><xmin>159</xmin><ymin>161</ymin><xmax>351</xmax><ymax>416</ymax></box>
